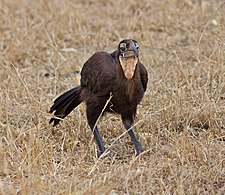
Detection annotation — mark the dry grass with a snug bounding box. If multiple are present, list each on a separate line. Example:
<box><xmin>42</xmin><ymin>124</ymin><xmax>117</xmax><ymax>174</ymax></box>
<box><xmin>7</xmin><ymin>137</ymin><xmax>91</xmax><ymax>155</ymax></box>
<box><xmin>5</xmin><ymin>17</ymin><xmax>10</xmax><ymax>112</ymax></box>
<box><xmin>0</xmin><ymin>0</ymin><xmax>225</xmax><ymax>194</ymax></box>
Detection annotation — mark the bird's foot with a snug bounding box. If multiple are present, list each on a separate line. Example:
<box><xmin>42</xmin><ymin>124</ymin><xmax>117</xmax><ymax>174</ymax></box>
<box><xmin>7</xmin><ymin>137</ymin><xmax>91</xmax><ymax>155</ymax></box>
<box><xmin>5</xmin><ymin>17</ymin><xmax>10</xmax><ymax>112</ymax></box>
<box><xmin>97</xmin><ymin>148</ymin><xmax>105</xmax><ymax>158</ymax></box>
<box><xmin>135</xmin><ymin>141</ymin><xmax>143</xmax><ymax>156</ymax></box>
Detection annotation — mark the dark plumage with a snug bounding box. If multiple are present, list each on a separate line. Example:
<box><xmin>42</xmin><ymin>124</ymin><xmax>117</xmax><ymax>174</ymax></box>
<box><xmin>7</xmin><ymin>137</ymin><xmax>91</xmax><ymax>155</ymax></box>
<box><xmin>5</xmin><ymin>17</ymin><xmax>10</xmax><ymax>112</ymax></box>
<box><xmin>49</xmin><ymin>39</ymin><xmax>148</xmax><ymax>156</ymax></box>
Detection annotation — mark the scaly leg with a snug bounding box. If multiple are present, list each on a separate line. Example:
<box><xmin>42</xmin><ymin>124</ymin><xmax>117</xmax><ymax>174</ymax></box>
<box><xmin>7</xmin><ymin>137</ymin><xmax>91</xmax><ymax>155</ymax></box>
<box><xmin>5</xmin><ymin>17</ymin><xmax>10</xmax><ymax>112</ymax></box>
<box><xmin>93</xmin><ymin>126</ymin><xmax>105</xmax><ymax>156</ymax></box>
<box><xmin>123</xmin><ymin>119</ymin><xmax>142</xmax><ymax>156</ymax></box>
<box><xmin>86</xmin><ymin>97</ymin><xmax>108</xmax><ymax>157</ymax></box>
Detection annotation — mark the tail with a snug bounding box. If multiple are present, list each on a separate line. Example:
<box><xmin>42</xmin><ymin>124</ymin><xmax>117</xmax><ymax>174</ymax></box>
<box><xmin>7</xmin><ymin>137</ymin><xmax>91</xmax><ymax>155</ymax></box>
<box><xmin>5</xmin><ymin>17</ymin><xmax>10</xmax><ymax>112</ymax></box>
<box><xmin>49</xmin><ymin>85</ymin><xmax>82</xmax><ymax>126</ymax></box>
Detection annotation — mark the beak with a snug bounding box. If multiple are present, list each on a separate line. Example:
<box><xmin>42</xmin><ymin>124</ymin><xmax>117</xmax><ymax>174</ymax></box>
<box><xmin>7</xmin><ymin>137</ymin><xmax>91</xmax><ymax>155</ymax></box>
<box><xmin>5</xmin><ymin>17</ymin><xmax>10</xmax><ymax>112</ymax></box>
<box><xmin>129</xmin><ymin>41</ymin><xmax>139</xmax><ymax>57</ymax></box>
<box><xmin>122</xmin><ymin>40</ymin><xmax>139</xmax><ymax>58</ymax></box>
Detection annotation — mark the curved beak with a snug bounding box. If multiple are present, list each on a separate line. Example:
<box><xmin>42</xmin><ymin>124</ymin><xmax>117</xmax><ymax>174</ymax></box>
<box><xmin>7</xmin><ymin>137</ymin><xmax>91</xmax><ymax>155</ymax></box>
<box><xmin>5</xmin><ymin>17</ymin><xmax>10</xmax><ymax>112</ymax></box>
<box><xmin>128</xmin><ymin>41</ymin><xmax>139</xmax><ymax>57</ymax></box>
<box><xmin>122</xmin><ymin>40</ymin><xmax>139</xmax><ymax>58</ymax></box>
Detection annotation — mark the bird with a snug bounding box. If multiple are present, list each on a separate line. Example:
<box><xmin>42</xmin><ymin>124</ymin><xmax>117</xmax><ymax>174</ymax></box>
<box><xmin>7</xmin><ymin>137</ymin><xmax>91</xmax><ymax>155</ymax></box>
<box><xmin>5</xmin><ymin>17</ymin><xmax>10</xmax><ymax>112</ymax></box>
<box><xmin>49</xmin><ymin>39</ymin><xmax>148</xmax><ymax>156</ymax></box>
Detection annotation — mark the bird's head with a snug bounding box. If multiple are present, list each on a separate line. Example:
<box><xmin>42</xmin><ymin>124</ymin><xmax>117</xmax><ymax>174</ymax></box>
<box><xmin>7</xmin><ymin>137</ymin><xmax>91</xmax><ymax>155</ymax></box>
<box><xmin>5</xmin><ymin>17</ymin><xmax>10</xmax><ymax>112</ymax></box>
<box><xmin>118</xmin><ymin>39</ymin><xmax>139</xmax><ymax>80</ymax></box>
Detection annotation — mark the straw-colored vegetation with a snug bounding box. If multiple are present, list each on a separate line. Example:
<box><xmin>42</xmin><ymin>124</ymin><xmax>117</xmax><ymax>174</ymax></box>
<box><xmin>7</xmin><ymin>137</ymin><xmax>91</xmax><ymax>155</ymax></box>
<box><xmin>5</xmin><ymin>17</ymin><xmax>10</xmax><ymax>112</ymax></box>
<box><xmin>0</xmin><ymin>0</ymin><xmax>224</xmax><ymax>194</ymax></box>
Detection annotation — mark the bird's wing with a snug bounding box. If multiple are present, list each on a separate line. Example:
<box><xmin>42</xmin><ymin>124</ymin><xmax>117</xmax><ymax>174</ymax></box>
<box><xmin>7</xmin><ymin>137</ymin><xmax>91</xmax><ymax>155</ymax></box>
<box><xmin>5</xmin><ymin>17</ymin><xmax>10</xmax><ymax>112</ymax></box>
<box><xmin>80</xmin><ymin>51</ymin><xmax>117</xmax><ymax>96</ymax></box>
<box><xmin>139</xmin><ymin>62</ymin><xmax>148</xmax><ymax>92</ymax></box>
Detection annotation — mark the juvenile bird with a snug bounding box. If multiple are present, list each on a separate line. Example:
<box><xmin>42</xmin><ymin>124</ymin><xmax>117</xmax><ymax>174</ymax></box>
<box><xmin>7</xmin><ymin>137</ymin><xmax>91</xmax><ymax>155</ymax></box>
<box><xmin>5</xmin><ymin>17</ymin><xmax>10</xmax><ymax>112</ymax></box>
<box><xmin>49</xmin><ymin>39</ymin><xmax>148</xmax><ymax>156</ymax></box>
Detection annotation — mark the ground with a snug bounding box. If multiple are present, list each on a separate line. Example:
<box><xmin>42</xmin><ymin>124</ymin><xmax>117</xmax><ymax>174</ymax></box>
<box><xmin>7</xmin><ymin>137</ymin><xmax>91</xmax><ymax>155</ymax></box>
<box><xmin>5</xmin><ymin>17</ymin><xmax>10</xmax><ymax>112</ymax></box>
<box><xmin>0</xmin><ymin>0</ymin><xmax>224</xmax><ymax>194</ymax></box>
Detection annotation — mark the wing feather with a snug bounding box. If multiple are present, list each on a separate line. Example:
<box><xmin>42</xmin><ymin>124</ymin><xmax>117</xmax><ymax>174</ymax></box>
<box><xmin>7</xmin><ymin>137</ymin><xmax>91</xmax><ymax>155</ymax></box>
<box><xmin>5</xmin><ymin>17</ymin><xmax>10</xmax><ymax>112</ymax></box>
<box><xmin>80</xmin><ymin>51</ymin><xmax>116</xmax><ymax>96</ymax></box>
<box><xmin>139</xmin><ymin>63</ymin><xmax>148</xmax><ymax>92</ymax></box>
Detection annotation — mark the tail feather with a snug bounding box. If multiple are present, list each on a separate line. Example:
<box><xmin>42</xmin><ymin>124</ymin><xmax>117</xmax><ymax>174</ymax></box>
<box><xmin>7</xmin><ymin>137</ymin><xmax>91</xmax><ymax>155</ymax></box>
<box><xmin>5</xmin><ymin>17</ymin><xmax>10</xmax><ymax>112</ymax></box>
<box><xmin>49</xmin><ymin>86</ymin><xmax>82</xmax><ymax>126</ymax></box>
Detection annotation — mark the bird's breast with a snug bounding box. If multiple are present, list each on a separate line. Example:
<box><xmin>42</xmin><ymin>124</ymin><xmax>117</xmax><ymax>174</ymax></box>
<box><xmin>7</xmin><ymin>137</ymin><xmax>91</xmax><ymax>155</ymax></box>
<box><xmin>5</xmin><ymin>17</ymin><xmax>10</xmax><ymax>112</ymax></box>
<box><xmin>109</xmin><ymin>81</ymin><xmax>144</xmax><ymax>114</ymax></box>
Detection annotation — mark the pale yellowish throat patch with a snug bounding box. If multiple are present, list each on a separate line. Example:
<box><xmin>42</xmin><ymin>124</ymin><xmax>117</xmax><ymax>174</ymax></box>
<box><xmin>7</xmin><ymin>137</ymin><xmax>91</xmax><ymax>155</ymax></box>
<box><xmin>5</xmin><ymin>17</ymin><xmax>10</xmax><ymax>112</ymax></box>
<box><xmin>119</xmin><ymin>56</ymin><xmax>138</xmax><ymax>79</ymax></box>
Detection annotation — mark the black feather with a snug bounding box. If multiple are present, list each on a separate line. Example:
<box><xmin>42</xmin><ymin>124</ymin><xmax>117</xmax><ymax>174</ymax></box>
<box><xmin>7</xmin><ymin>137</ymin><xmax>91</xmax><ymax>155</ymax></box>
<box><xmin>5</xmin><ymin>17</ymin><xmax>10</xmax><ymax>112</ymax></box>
<box><xmin>49</xmin><ymin>86</ymin><xmax>82</xmax><ymax>126</ymax></box>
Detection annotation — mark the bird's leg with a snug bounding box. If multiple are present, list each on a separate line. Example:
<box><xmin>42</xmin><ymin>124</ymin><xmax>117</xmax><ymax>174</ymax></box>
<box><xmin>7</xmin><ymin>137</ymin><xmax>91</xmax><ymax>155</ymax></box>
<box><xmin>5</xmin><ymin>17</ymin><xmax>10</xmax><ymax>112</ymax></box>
<box><xmin>123</xmin><ymin>119</ymin><xmax>142</xmax><ymax>156</ymax></box>
<box><xmin>86</xmin><ymin>95</ymin><xmax>113</xmax><ymax>157</ymax></box>
<box><xmin>93</xmin><ymin>126</ymin><xmax>105</xmax><ymax>156</ymax></box>
<box><xmin>86</xmin><ymin>101</ymin><xmax>106</xmax><ymax>157</ymax></box>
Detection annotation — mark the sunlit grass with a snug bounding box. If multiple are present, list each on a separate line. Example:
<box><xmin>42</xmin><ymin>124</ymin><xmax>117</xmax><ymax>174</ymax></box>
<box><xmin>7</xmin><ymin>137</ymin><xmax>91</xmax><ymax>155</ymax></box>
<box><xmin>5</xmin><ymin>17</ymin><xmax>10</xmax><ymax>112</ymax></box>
<box><xmin>0</xmin><ymin>0</ymin><xmax>224</xmax><ymax>194</ymax></box>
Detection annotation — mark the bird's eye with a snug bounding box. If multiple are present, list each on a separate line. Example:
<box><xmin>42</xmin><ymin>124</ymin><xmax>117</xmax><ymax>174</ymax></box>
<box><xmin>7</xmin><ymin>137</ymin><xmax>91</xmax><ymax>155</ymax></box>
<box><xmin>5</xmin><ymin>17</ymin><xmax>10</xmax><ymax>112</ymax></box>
<box><xmin>120</xmin><ymin>43</ymin><xmax>126</xmax><ymax>52</ymax></box>
<box><xmin>135</xmin><ymin>43</ymin><xmax>139</xmax><ymax>50</ymax></box>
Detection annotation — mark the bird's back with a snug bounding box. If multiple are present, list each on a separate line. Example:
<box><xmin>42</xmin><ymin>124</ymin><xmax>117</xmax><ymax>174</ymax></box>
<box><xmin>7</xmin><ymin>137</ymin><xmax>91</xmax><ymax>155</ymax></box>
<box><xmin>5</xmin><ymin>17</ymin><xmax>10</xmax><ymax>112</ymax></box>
<box><xmin>80</xmin><ymin>51</ymin><xmax>117</xmax><ymax>97</ymax></box>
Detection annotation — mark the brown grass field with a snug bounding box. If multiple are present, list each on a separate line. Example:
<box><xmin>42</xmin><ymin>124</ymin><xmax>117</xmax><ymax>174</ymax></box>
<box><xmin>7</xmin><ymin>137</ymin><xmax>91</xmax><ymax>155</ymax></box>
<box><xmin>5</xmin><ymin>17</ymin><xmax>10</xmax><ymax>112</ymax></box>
<box><xmin>0</xmin><ymin>0</ymin><xmax>225</xmax><ymax>194</ymax></box>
